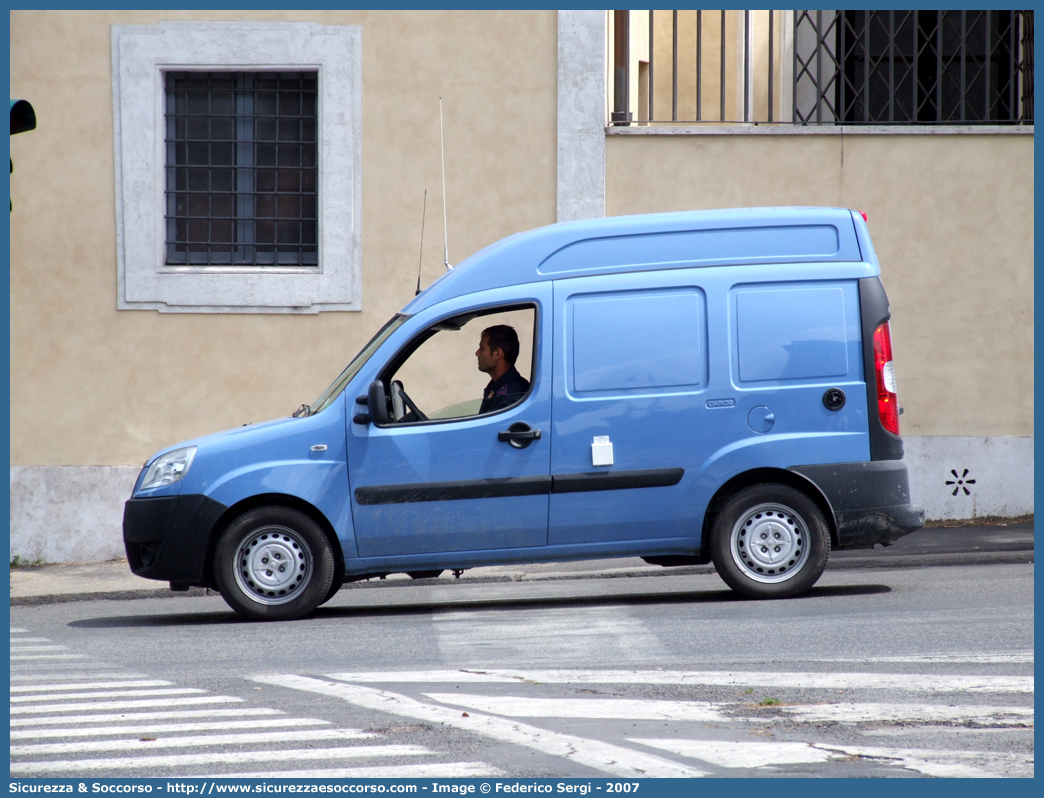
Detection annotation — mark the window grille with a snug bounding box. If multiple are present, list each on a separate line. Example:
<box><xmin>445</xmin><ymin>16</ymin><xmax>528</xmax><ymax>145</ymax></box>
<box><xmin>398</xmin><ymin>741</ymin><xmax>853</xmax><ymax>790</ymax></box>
<box><xmin>796</xmin><ymin>10</ymin><xmax>1034</xmax><ymax>124</ymax></box>
<box><xmin>609</xmin><ymin>10</ymin><xmax>1033</xmax><ymax>126</ymax></box>
<box><xmin>164</xmin><ymin>72</ymin><xmax>318</xmax><ymax>267</ymax></box>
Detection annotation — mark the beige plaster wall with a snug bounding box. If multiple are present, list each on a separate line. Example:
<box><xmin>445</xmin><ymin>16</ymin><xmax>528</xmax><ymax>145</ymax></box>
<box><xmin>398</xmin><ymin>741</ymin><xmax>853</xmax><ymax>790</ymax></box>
<box><xmin>606</xmin><ymin>132</ymin><xmax>1034</xmax><ymax>437</ymax></box>
<box><xmin>10</xmin><ymin>10</ymin><xmax>557</xmax><ymax>467</ymax></box>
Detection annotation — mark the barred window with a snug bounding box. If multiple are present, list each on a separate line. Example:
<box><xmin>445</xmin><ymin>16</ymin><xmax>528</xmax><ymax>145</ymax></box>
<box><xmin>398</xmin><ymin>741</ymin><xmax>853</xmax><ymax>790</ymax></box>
<box><xmin>796</xmin><ymin>10</ymin><xmax>1034</xmax><ymax>125</ymax></box>
<box><xmin>165</xmin><ymin>72</ymin><xmax>318</xmax><ymax>267</ymax></box>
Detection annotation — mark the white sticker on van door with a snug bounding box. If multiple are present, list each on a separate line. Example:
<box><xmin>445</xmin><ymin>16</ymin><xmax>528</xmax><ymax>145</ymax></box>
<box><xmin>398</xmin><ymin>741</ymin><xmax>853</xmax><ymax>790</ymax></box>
<box><xmin>592</xmin><ymin>436</ymin><xmax>614</xmax><ymax>466</ymax></box>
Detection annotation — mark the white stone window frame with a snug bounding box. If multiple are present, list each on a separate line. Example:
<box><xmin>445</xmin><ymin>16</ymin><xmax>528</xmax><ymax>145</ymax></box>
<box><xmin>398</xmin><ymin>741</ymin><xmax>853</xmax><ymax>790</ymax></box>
<box><xmin>112</xmin><ymin>21</ymin><xmax>361</xmax><ymax>313</ymax></box>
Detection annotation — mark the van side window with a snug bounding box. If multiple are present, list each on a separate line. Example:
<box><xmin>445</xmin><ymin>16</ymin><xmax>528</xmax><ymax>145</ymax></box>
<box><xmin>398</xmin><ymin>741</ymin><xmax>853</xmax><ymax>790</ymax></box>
<box><xmin>385</xmin><ymin>306</ymin><xmax>535</xmax><ymax>423</ymax></box>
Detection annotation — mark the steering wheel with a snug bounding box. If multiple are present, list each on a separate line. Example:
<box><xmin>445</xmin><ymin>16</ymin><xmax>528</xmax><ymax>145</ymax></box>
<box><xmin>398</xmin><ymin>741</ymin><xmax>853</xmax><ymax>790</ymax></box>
<box><xmin>390</xmin><ymin>380</ymin><xmax>428</xmax><ymax>422</ymax></box>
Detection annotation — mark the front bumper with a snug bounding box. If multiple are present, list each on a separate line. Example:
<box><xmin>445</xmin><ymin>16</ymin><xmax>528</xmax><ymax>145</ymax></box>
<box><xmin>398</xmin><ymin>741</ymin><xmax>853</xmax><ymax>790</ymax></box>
<box><xmin>123</xmin><ymin>494</ymin><xmax>228</xmax><ymax>587</ymax></box>
<box><xmin>789</xmin><ymin>460</ymin><xmax>925</xmax><ymax>550</ymax></box>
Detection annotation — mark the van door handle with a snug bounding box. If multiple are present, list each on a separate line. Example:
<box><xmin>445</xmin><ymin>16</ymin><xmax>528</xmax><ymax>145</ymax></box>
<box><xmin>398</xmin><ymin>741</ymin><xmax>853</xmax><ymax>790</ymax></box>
<box><xmin>498</xmin><ymin>422</ymin><xmax>542</xmax><ymax>449</ymax></box>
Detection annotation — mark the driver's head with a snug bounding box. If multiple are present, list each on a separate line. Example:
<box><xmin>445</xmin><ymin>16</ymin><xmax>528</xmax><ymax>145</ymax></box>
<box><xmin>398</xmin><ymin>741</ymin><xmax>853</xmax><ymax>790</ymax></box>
<box><xmin>476</xmin><ymin>325</ymin><xmax>520</xmax><ymax>377</ymax></box>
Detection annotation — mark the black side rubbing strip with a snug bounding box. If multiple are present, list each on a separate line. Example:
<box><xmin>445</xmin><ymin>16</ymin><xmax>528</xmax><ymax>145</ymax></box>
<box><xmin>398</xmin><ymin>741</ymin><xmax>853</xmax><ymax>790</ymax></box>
<box><xmin>354</xmin><ymin>468</ymin><xmax>684</xmax><ymax>506</ymax></box>
<box><xmin>355</xmin><ymin>476</ymin><xmax>552</xmax><ymax>505</ymax></box>
<box><xmin>550</xmin><ymin>468</ymin><xmax>685</xmax><ymax>494</ymax></box>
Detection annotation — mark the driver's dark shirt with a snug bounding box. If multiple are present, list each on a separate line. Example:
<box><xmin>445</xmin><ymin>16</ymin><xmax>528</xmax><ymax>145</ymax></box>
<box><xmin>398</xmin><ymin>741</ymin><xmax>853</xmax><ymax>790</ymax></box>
<box><xmin>479</xmin><ymin>366</ymin><xmax>530</xmax><ymax>414</ymax></box>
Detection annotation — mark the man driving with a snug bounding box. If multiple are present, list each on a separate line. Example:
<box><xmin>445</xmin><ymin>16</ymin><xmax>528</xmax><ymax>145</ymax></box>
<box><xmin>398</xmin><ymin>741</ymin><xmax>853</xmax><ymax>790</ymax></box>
<box><xmin>476</xmin><ymin>325</ymin><xmax>530</xmax><ymax>414</ymax></box>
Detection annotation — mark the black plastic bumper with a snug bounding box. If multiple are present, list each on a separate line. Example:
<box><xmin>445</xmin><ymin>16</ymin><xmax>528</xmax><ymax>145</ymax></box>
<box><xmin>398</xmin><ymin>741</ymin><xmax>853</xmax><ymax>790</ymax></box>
<box><xmin>123</xmin><ymin>494</ymin><xmax>228</xmax><ymax>587</ymax></box>
<box><xmin>789</xmin><ymin>460</ymin><xmax>925</xmax><ymax>550</ymax></box>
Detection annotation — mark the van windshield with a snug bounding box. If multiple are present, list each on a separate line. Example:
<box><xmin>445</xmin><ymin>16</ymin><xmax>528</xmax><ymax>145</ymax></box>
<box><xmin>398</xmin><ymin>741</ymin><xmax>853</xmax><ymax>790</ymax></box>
<box><xmin>308</xmin><ymin>314</ymin><xmax>409</xmax><ymax>415</ymax></box>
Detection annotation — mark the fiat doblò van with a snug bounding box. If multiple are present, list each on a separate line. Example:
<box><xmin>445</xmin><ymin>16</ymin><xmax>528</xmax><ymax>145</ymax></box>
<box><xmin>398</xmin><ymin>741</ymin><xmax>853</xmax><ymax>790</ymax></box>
<box><xmin>124</xmin><ymin>207</ymin><xmax>925</xmax><ymax>620</ymax></box>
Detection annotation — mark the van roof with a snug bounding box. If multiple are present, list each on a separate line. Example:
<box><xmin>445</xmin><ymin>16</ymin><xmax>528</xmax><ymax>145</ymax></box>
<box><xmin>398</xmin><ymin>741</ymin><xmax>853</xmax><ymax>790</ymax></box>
<box><xmin>405</xmin><ymin>206</ymin><xmax>875</xmax><ymax>314</ymax></box>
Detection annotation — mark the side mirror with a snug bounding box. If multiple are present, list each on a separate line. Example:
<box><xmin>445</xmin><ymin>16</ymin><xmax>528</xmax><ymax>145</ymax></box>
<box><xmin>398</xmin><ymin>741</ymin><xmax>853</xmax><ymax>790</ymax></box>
<box><xmin>367</xmin><ymin>380</ymin><xmax>389</xmax><ymax>425</ymax></box>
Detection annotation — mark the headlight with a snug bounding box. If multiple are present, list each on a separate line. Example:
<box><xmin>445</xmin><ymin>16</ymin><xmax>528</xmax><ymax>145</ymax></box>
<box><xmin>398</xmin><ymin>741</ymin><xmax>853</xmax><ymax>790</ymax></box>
<box><xmin>140</xmin><ymin>447</ymin><xmax>196</xmax><ymax>491</ymax></box>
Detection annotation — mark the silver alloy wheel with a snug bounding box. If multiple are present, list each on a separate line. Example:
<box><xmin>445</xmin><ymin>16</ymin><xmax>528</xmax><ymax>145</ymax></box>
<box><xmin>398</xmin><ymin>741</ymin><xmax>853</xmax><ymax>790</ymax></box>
<box><xmin>729</xmin><ymin>502</ymin><xmax>810</xmax><ymax>584</ymax></box>
<box><xmin>233</xmin><ymin>525</ymin><xmax>313</xmax><ymax>606</ymax></box>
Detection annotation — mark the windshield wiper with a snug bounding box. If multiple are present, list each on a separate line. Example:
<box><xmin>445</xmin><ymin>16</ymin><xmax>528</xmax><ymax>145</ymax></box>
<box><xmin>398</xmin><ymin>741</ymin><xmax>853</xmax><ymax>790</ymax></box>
<box><xmin>292</xmin><ymin>404</ymin><xmax>311</xmax><ymax>418</ymax></box>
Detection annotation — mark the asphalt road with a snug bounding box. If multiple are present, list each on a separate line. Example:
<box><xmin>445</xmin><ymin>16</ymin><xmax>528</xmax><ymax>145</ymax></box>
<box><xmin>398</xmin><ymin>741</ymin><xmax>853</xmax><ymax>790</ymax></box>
<box><xmin>10</xmin><ymin>562</ymin><xmax>1034</xmax><ymax>779</ymax></box>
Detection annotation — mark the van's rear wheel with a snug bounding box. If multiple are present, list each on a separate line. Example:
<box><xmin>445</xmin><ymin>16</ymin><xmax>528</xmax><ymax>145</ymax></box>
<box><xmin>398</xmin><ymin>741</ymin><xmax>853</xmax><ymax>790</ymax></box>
<box><xmin>710</xmin><ymin>483</ymin><xmax>829</xmax><ymax>599</ymax></box>
<box><xmin>214</xmin><ymin>506</ymin><xmax>334</xmax><ymax>621</ymax></box>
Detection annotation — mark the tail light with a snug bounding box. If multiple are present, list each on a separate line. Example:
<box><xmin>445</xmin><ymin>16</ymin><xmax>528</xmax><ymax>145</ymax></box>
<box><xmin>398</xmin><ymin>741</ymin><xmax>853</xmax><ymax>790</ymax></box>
<box><xmin>873</xmin><ymin>322</ymin><xmax>899</xmax><ymax>435</ymax></box>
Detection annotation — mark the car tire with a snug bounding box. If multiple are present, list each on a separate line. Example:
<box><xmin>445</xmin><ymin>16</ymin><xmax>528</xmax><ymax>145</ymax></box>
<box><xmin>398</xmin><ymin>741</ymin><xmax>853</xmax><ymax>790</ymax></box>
<box><xmin>710</xmin><ymin>483</ymin><xmax>830</xmax><ymax>599</ymax></box>
<box><xmin>319</xmin><ymin>580</ymin><xmax>343</xmax><ymax>606</ymax></box>
<box><xmin>213</xmin><ymin>506</ymin><xmax>334</xmax><ymax>621</ymax></box>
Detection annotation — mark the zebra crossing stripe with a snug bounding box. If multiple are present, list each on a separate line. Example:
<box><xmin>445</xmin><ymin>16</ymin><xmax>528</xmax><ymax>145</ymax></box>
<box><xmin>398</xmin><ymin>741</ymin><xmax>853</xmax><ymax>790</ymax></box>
<box><xmin>634</xmin><ymin>739</ymin><xmax>836</xmax><ymax>768</ymax></box>
<box><xmin>11</xmin><ymin>708</ymin><xmax>277</xmax><ymax>727</ymax></box>
<box><xmin>213</xmin><ymin>763</ymin><xmax>502</xmax><ymax>778</ymax></box>
<box><xmin>425</xmin><ymin>693</ymin><xmax>1032</xmax><ymax>728</ymax></box>
<box><xmin>10</xmin><ymin>654</ymin><xmax>87</xmax><ymax>661</ymax></box>
<box><xmin>11</xmin><ymin>673</ymin><xmax>147</xmax><ymax>683</ymax></box>
<box><xmin>11</xmin><ymin>727</ymin><xmax>376</xmax><ymax>756</ymax></box>
<box><xmin>9</xmin><ymin>638</ymin><xmax>54</xmax><ymax>644</ymax></box>
<box><xmin>808</xmin><ymin>744</ymin><xmax>1034</xmax><ymax>778</ymax></box>
<box><xmin>10</xmin><ymin>717</ymin><xmax>330</xmax><ymax>739</ymax></box>
<box><xmin>252</xmin><ymin>674</ymin><xmax>708</xmax><ymax>779</ymax></box>
<box><xmin>327</xmin><ymin>669</ymin><xmax>1033</xmax><ymax>694</ymax></box>
<box><xmin>11</xmin><ymin>681</ymin><xmax>172</xmax><ymax>693</ymax></box>
<box><xmin>11</xmin><ymin>628</ymin><xmax>28</xmax><ymax>633</ymax></box>
<box><xmin>10</xmin><ymin>696</ymin><xmax>243</xmax><ymax>715</ymax></box>
<box><xmin>9</xmin><ymin>645</ymin><xmax>69</xmax><ymax>652</ymax></box>
<box><xmin>813</xmin><ymin>653</ymin><xmax>1034</xmax><ymax>665</ymax></box>
<box><xmin>11</xmin><ymin>744</ymin><xmax>432</xmax><ymax>774</ymax></box>
<box><xmin>12</xmin><ymin>688</ymin><xmax>205</xmax><ymax>703</ymax></box>
<box><xmin>424</xmin><ymin>694</ymin><xmax>726</xmax><ymax>721</ymax></box>
<box><xmin>776</xmin><ymin>702</ymin><xmax>1034</xmax><ymax>726</ymax></box>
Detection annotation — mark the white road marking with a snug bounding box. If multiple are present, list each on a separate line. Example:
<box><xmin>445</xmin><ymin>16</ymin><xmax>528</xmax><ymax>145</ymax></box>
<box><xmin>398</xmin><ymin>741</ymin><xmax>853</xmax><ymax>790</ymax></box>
<box><xmin>11</xmin><ymin>727</ymin><xmax>376</xmax><ymax>756</ymax></box>
<box><xmin>10</xmin><ymin>673</ymin><xmax>146</xmax><ymax>683</ymax></box>
<box><xmin>12</xmin><ymin>688</ymin><xmax>204</xmax><ymax>703</ymax></box>
<box><xmin>208</xmin><ymin>763</ymin><xmax>501</xmax><ymax>778</ymax></box>
<box><xmin>774</xmin><ymin>703</ymin><xmax>1034</xmax><ymax>726</ymax></box>
<box><xmin>11</xmin><ymin>744</ymin><xmax>432</xmax><ymax>774</ymax></box>
<box><xmin>811</xmin><ymin>744</ymin><xmax>1034</xmax><ymax>778</ymax></box>
<box><xmin>10</xmin><ymin>638</ymin><xmax>53</xmax><ymax>644</ymax></box>
<box><xmin>812</xmin><ymin>653</ymin><xmax>1034</xmax><ymax>665</ymax></box>
<box><xmin>10</xmin><ymin>663</ymin><xmax>113</xmax><ymax>672</ymax></box>
<box><xmin>9</xmin><ymin>645</ymin><xmax>68</xmax><ymax>652</ymax></box>
<box><xmin>11</xmin><ymin>628</ymin><xmax>28</xmax><ymax>633</ymax></box>
<box><xmin>635</xmin><ymin>739</ymin><xmax>837</xmax><ymax>768</ymax></box>
<box><xmin>11</xmin><ymin>681</ymin><xmax>173</xmax><ymax>693</ymax></box>
<box><xmin>861</xmin><ymin>726</ymin><xmax>1034</xmax><ymax>737</ymax></box>
<box><xmin>10</xmin><ymin>696</ymin><xmax>243</xmax><ymax>715</ymax></box>
<box><xmin>424</xmin><ymin>694</ymin><xmax>726</xmax><ymax>721</ymax></box>
<box><xmin>10</xmin><ymin>654</ymin><xmax>87</xmax><ymax>661</ymax></box>
<box><xmin>328</xmin><ymin>669</ymin><xmax>1033</xmax><ymax>694</ymax></box>
<box><xmin>10</xmin><ymin>717</ymin><xmax>330</xmax><ymax>739</ymax></box>
<box><xmin>11</xmin><ymin>708</ymin><xmax>276</xmax><ymax>727</ymax></box>
<box><xmin>253</xmin><ymin>674</ymin><xmax>707</xmax><ymax>778</ymax></box>
<box><xmin>329</xmin><ymin>671</ymin><xmax>521</xmax><ymax>684</ymax></box>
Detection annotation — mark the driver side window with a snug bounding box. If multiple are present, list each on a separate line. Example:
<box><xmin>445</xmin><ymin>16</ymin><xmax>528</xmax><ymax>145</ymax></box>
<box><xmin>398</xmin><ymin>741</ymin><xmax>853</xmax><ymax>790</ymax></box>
<box><xmin>385</xmin><ymin>306</ymin><xmax>535</xmax><ymax>423</ymax></box>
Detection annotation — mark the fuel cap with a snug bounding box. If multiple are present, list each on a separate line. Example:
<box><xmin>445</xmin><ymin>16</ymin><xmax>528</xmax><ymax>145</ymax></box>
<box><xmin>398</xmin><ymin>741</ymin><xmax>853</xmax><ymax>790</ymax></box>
<box><xmin>747</xmin><ymin>405</ymin><xmax>775</xmax><ymax>433</ymax></box>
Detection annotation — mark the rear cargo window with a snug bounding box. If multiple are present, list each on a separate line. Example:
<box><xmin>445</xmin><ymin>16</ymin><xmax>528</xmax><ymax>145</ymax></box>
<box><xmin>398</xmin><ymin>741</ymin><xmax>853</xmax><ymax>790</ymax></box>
<box><xmin>734</xmin><ymin>284</ymin><xmax>852</xmax><ymax>383</ymax></box>
<box><xmin>570</xmin><ymin>288</ymin><xmax>705</xmax><ymax>394</ymax></box>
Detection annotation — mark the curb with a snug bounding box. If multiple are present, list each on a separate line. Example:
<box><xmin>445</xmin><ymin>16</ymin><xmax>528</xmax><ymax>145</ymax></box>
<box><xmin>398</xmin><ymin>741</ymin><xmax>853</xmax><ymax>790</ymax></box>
<box><xmin>9</xmin><ymin>550</ymin><xmax>1032</xmax><ymax>607</ymax></box>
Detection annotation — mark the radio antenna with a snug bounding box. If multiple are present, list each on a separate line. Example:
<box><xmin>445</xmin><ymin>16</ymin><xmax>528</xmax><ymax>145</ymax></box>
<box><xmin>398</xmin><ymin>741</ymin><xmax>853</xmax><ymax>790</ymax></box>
<box><xmin>439</xmin><ymin>97</ymin><xmax>451</xmax><ymax>270</ymax></box>
<box><xmin>415</xmin><ymin>189</ymin><xmax>428</xmax><ymax>296</ymax></box>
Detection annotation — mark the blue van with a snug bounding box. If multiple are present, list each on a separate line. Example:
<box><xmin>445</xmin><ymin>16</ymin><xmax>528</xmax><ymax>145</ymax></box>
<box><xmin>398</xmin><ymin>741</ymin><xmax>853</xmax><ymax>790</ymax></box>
<box><xmin>124</xmin><ymin>207</ymin><xmax>925</xmax><ymax>620</ymax></box>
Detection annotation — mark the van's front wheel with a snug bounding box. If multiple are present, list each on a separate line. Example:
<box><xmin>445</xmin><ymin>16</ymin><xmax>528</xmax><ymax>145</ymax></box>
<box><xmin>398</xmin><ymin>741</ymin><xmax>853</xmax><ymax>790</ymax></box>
<box><xmin>710</xmin><ymin>484</ymin><xmax>830</xmax><ymax>599</ymax></box>
<box><xmin>214</xmin><ymin>507</ymin><xmax>334</xmax><ymax>621</ymax></box>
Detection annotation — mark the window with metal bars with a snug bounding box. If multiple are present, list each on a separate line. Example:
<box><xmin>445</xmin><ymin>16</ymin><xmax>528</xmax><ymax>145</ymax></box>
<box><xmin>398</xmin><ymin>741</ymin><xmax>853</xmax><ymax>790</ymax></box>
<box><xmin>796</xmin><ymin>10</ymin><xmax>1033</xmax><ymax>124</ymax></box>
<box><xmin>165</xmin><ymin>72</ymin><xmax>318</xmax><ymax>267</ymax></box>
